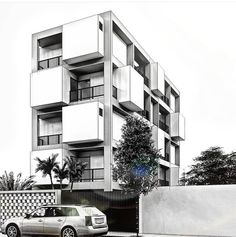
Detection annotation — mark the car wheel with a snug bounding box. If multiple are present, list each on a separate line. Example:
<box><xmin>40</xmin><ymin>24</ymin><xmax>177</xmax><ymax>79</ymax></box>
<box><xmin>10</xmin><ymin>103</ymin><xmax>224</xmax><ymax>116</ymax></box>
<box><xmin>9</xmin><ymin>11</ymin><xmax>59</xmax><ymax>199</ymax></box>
<box><xmin>6</xmin><ymin>225</ymin><xmax>20</xmax><ymax>237</ymax></box>
<box><xmin>62</xmin><ymin>227</ymin><xmax>77</xmax><ymax>237</ymax></box>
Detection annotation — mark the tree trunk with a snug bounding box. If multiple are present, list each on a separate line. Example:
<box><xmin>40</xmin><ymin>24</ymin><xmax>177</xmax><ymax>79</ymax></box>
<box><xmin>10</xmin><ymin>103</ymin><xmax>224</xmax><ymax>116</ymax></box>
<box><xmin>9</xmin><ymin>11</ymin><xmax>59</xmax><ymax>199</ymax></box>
<box><xmin>49</xmin><ymin>174</ymin><xmax>54</xmax><ymax>189</ymax></box>
<box><xmin>70</xmin><ymin>181</ymin><xmax>73</xmax><ymax>192</ymax></box>
<box><xmin>60</xmin><ymin>180</ymin><xmax>62</xmax><ymax>190</ymax></box>
<box><xmin>136</xmin><ymin>195</ymin><xmax>139</xmax><ymax>237</ymax></box>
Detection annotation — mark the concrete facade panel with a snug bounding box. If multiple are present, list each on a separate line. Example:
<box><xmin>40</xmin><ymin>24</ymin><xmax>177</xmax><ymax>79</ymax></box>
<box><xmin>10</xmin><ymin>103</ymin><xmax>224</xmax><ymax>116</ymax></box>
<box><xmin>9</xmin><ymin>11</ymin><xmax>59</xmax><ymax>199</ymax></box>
<box><xmin>63</xmin><ymin>15</ymin><xmax>103</xmax><ymax>63</ymax></box>
<box><xmin>62</xmin><ymin>102</ymin><xmax>104</xmax><ymax>143</ymax></box>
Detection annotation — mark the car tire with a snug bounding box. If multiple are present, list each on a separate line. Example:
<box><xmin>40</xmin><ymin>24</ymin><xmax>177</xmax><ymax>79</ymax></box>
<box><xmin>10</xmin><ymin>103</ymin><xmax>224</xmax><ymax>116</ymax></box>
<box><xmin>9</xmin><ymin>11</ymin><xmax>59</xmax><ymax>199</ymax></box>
<box><xmin>61</xmin><ymin>226</ymin><xmax>77</xmax><ymax>237</ymax></box>
<box><xmin>6</xmin><ymin>224</ymin><xmax>20</xmax><ymax>237</ymax></box>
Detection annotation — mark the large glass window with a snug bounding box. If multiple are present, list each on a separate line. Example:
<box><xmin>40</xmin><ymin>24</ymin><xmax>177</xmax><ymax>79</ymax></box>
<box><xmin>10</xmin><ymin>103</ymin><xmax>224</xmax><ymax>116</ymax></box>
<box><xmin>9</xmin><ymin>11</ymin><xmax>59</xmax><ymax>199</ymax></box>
<box><xmin>113</xmin><ymin>32</ymin><xmax>127</xmax><ymax>65</ymax></box>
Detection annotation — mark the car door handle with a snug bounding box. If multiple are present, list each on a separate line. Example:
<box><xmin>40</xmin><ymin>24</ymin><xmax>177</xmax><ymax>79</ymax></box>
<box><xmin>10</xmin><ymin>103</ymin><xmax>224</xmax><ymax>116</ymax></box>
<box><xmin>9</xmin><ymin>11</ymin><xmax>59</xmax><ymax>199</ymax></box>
<box><xmin>57</xmin><ymin>219</ymin><xmax>63</xmax><ymax>222</ymax></box>
<box><xmin>38</xmin><ymin>219</ymin><xmax>43</xmax><ymax>222</ymax></box>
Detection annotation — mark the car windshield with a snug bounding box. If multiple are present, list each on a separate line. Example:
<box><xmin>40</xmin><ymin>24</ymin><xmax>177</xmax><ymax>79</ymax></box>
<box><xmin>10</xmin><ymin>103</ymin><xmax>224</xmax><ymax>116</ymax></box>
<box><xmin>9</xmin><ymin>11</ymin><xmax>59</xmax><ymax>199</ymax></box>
<box><xmin>83</xmin><ymin>207</ymin><xmax>103</xmax><ymax>216</ymax></box>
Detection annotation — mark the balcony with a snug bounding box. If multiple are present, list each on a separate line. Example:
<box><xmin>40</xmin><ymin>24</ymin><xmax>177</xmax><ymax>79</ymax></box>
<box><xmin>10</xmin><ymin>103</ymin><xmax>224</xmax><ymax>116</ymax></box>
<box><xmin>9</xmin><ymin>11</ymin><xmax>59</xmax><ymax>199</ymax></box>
<box><xmin>70</xmin><ymin>85</ymin><xmax>104</xmax><ymax>102</ymax></box>
<box><xmin>31</xmin><ymin>66</ymin><xmax>70</xmax><ymax>108</ymax></box>
<box><xmin>170</xmin><ymin>112</ymin><xmax>185</xmax><ymax>141</ymax></box>
<box><xmin>80</xmin><ymin>168</ymin><xmax>104</xmax><ymax>182</ymax></box>
<box><xmin>38</xmin><ymin>134</ymin><xmax>62</xmax><ymax>146</ymax></box>
<box><xmin>63</xmin><ymin>101</ymin><xmax>104</xmax><ymax>144</ymax></box>
<box><xmin>63</xmin><ymin>15</ymin><xmax>104</xmax><ymax>64</ymax></box>
<box><xmin>159</xmin><ymin>120</ymin><xmax>169</xmax><ymax>134</ymax></box>
<box><xmin>113</xmin><ymin>65</ymin><xmax>144</xmax><ymax>111</ymax></box>
<box><xmin>38</xmin><ymin>56</ymin><xmax>62</xmax><ymax>71</ymax></box>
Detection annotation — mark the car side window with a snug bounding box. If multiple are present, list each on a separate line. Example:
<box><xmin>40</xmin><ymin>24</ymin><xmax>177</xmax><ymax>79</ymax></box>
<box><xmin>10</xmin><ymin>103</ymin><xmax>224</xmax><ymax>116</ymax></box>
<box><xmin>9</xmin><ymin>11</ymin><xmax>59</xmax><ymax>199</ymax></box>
<box><xmin>54</xmin><ymin>207</ymin><xmax>66</xmax><ymax>217</ymax></box>
<box><xmin>31</xmin><ymin>208</ymin><xmax>46</xmax><ymax>218</ymax></box>
<box><xmin>61</xmin><ymin>207</ymin><xmax>79</xmax><ymax>216</ymax></box>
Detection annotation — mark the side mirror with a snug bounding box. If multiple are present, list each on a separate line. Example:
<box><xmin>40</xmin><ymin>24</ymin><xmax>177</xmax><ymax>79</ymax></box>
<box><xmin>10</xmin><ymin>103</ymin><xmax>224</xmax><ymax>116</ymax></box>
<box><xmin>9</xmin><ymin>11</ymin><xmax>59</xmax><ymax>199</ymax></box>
<box><xmin>25</xmin><ymin>213</ymin><xmax>31</xmax><ymax>219</ymax></box>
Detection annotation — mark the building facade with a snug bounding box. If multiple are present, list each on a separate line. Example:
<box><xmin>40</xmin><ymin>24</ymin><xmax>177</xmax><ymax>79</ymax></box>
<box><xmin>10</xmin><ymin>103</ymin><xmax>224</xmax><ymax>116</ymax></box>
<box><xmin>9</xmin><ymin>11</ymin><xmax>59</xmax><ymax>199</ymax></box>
<box><xmin>30</xmin><ymin>11</ymin><xmax>185</xmax><ymax>191</ymax></box>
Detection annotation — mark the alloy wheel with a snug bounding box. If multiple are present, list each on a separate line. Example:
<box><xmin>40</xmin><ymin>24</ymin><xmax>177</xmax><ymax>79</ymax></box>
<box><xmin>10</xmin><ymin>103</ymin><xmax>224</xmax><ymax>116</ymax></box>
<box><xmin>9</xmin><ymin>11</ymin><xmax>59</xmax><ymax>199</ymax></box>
<box><xmin>62</xmin><ymin>227</ymin><xmax>75</xmax><ymax>237</ymax></box>
<box><xmin>7</xmin><ymin>225</ymin><xmax>18</xmax><ymax>237</ymax></box>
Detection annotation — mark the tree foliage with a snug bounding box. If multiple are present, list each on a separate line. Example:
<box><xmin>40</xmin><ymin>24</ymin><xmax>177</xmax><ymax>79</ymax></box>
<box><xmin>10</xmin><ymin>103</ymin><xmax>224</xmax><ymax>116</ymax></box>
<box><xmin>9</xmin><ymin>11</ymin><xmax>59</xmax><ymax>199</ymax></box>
<box><xmin>53</xmin><ymin>163</ymin><xmax>68</xmax><ymax>189</ymax></box>
<box><xmin>113</xmin><ymin>115</ymin><xmax>161</xmax><ymax>196</ymax></box>
<box><xmin>181</xmin><ymin>146</ymin><xmax>236</xmax><ymax>185</ymax></box>
<box><xmin>35</xmin><ymin>153</ymin><xmax>59</xmax><ymax>189</ymax></box>
<box><xmin>0</xmin><ymin>171</ymin><xmax>35</xmax><ymax>191</ymax></box>
<box><xmin>64</xmin><ymin>156</ymin><xmax>87</xmax><ymax>192</ymax></box>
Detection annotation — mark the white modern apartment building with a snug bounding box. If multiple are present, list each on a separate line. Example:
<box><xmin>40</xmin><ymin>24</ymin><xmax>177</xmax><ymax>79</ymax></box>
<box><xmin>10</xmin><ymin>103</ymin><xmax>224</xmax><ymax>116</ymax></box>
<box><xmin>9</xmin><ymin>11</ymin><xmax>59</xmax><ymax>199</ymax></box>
<box><xmin>30</xmin><ymin>11</ymin><xmax>185</xmax><ymax>191</ymax></box>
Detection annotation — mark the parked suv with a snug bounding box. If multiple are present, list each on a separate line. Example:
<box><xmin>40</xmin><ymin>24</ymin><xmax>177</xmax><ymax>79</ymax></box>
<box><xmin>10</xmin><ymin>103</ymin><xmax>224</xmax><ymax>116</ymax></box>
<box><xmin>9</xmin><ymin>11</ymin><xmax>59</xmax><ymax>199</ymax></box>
<box><xmin>1</xmin><ymin>204</ymin><xmax>108</xmax><ymax>237</ymax></box>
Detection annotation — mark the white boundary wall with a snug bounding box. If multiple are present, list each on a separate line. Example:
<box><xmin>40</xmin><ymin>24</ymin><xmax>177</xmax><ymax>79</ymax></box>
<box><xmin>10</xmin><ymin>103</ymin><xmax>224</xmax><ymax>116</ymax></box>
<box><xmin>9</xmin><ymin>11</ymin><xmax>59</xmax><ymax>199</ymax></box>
<box><xmin>141</xmin><ymin>185</ymin><xmax>236</xmax><ymax>237</ymax></box>
<box><xmin>0</xmin><ymin>190</ymin><xmax>61</xmax><ymax>226</ymax></box>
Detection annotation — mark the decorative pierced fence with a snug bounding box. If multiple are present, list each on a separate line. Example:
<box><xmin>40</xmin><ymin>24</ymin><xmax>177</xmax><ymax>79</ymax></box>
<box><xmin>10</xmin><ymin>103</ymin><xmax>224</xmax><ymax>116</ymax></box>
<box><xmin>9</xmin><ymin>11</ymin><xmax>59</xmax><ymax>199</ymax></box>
<box><xmin>0</xmin><ymin>190</ymin><xmax>61</xmax><ymax>226</ymax></box>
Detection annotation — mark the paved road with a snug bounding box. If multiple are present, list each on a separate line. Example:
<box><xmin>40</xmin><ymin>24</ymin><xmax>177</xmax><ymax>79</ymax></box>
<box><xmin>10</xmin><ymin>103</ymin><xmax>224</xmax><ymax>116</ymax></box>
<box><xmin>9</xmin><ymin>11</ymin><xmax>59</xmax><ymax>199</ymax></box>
<box><xmin>0</xmin><ymin>233</ymin><xmax>219</xmax><ymax>237</ymax></box>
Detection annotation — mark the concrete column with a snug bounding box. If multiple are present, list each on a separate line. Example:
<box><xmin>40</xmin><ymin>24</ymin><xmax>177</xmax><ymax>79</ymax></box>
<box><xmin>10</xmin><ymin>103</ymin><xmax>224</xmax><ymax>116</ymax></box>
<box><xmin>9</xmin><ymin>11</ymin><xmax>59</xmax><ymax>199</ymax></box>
<box><xmin>101</xmin><ymin>12</ymin><xmax>113</xmax><ymax>191</ymax></box>
<box><xmin>127</xmin><ymin>44</ymin><xmax>134</xmax><ymax>67</ymax></box>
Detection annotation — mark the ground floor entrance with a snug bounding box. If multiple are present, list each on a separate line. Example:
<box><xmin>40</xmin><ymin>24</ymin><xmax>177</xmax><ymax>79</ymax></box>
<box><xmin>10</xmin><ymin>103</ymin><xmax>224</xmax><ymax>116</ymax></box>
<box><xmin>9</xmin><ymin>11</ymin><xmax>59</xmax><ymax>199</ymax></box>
<box><xmin>61</xmin><ymin>190</ymin><xmax>137</xmax><ymax>232</ymax></box>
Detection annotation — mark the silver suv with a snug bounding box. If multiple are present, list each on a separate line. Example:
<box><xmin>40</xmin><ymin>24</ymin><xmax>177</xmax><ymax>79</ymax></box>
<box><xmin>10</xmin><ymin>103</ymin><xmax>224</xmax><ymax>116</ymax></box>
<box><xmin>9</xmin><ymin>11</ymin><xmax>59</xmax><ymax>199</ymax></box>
<box><xmin>1</xmin><ymin>204</ymin><xmax>108</xmax><ymax>237</ymax></box>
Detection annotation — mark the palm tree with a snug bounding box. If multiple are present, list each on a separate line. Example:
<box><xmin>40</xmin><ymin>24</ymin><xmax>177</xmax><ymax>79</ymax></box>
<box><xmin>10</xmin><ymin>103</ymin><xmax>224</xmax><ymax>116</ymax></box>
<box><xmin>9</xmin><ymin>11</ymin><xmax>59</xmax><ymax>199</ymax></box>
<box><xmin>64</xmin><ymin>156</ymin><xmax>87</xmax><ymax>192</ymax></box>
<box><xmin>53</xmin><ymin>162</ymin><xmax>68</xmax><ymax>189</ymax></box>
<box><xmin>35</xmin><ymin>153</ymin><xmax>59</xmax><ymax>189</ymax></box>
<box><xmin>0</xmin><ymin>171</ymin><xmax>35</xmax><ymax>191</ymax></box>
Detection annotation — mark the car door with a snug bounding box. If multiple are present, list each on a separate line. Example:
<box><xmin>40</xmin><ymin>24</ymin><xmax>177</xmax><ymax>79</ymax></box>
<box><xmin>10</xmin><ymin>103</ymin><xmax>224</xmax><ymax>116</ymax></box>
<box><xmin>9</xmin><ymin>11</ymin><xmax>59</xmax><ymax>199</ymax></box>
<box><xmin>43</xmin><ymin>207</ymin><xmax>66</xmax><ymax>235</ymax></box>
<box><xmin>22</xmin><ymin>207</ymin><xmax>46</xmax><ymax>235</ymax></box>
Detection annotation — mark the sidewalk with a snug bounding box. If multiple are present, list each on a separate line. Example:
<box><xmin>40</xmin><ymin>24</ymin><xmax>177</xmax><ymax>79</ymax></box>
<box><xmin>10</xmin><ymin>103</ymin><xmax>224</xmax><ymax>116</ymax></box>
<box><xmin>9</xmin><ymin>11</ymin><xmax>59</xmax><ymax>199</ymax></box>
<box><xmin>106</xmin><ymin>232</ymin><xmax>208</xmax><ymax>237</ymax></box>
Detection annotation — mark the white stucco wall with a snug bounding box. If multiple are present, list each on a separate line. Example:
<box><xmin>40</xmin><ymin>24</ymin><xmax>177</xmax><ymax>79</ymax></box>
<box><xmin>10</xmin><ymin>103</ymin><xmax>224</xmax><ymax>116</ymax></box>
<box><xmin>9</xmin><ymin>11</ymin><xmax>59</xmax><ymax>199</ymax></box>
<box><xmin>141</xmin><ymin>185</ymin><xmax>236</xmax><ymax>237</ymax></box>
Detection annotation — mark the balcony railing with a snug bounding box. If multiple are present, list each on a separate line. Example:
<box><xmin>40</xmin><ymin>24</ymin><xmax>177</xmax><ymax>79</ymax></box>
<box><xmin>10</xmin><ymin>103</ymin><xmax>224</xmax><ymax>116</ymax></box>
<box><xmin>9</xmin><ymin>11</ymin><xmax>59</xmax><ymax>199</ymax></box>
<box><xmin>113</xmin><ymin>85</ymin><xmax>118</xmax><ymax>99</ymax></box>
<box><xmin>38</xmin><ymin>134</ymin><xmax>62</xmax><ymax>146</ymax></box>
<box><xmin>134</xmin><ymin>66</ymin><xmax>150</xmax><ymax>88</ymax></box>
<box><xmin>80</xmin><ymin>168</ymin><xmax>104</xmax><ymax>182</ymax></box>
<box><xmin>159</xmin><ymin>179</ymin><xmax>169</xmax><ymax>186</ymax></box>
<box><xmin>38</xmin><ymin>56</ymin><xmax>62</xmax><ymax>70</ymax></box>
<box><xmin>159</xmin><ymin>120</ymin><xmax>169</xmax><ymax>134</ymax></box>
<box><xmin>161</xmin><ymin>95</ymin><xmax>170</xmax><ymax>106</ymax></box>
<box><xmin>138</xmin><ymin>110</ymin><xmax>150</xmax><ymax>121</ymax></box>
<box><xmin>70</xmin><ymin>85</ymin><xmax>104</xmax><ymax>102</ymax></box>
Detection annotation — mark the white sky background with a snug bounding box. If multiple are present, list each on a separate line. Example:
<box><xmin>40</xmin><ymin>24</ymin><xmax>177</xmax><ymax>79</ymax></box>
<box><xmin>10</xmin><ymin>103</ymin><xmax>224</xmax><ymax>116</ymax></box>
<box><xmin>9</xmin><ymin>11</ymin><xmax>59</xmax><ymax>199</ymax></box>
<box><xmin>0</xmin><ymin>0</ymin><xmax>236</xmax><ymax>177</ymax></box>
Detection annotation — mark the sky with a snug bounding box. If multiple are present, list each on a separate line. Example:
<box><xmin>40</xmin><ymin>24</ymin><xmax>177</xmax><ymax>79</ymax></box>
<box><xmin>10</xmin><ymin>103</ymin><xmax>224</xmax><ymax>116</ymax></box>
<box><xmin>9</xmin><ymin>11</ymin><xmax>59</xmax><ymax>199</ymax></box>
<box><xmin>0</xmin><ymin>0</ymin><xmax>236</xmax><ymax>177</ymax></box>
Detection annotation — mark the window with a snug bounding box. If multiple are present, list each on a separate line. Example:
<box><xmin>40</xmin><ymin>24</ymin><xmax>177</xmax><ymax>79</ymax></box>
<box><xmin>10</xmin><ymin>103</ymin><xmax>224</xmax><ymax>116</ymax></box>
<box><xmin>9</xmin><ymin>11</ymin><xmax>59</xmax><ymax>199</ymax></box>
<box><xmin>83</xmin><ymin>207</ymin><xmax>103</xmax><ymax>216</ymax></box>
<box><xmin>61</xmin><ymin>207</ymin><xmax>79</xmax><ymax>216</ymax></box>
<box><xmin>99</xmin><ymin>22</ymin><xmax>103</xmax><ymax>31</ymax></box>
<box><xmin>31</xmin><ymin>208</ymin><xmax>46</xmax><ymax>218</ymax></box>
<box><xmin>99</xmin><ymin>108</ymin><xmax>103</xmax><ymax>117</ymax></box>
<box><xmin>113</xmin><ymin>32</ymin><xmax>127</xmax><ymax>65</ymax></box>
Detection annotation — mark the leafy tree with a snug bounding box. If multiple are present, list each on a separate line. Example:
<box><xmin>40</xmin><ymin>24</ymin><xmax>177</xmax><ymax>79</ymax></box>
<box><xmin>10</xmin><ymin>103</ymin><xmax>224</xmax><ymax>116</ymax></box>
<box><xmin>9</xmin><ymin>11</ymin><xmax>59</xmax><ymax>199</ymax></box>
<box><xmin>35</xmin><ymin>153</ymin><xmax>59</xmax><ymax>189</ymax></box>
<box><xmin>64</xmin><ymin>156</ymin><xmax>87</xmax><ymax>192</ymax></box>
<box><xmin>180</xmin><ymin>146</ymin><xmax>236</xmax><ymax>185</ymax></box>
<box><xmin>0</xmin><ymin>171</ymin><xmax>35</xmax><ymax>191</ymax></box>
<box><xmin>113</xmin><ymin>115</ymin><xmax>161</xmax><ymax>236</ymax></box>
<box><xmin>53</xmin><ymin>162</ymin><xmax>68</xmax><ymax>189</ymax></box>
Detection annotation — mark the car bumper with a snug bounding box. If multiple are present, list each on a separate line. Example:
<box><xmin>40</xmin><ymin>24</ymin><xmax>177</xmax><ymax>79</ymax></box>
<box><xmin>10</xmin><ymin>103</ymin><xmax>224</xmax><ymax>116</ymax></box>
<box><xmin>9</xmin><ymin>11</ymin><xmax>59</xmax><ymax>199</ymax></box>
<box><xmin>77</xmin><ymin>226</ymin><xmax>108</xmax><ymax>236</ymax></box>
